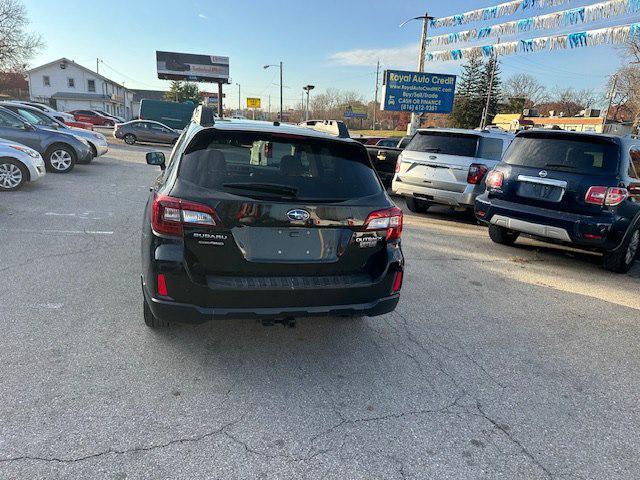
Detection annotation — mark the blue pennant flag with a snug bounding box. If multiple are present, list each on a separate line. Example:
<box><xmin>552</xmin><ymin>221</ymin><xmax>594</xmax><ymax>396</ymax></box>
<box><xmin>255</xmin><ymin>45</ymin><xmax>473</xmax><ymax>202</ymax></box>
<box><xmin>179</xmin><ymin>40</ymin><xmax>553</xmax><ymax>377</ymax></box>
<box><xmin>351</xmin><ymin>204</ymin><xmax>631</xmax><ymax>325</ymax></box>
<box><xmin>478</xmin><ymin>27</ymin><xmax>492</xmax><ymax>38</ymax></box>
<box><xmin>520</xmin><ymin>39</ymin><xmax>534</xmax><ymax>52</ymax></box>
<box><xmin>564</xmin><ymin>7</ymin><xmax>585</xmax><ymax>25</ymax></box>
<box><xmin>631</xmin><ymin>23</ymin><xmax>640</xmax><ymax>40</ymax></box>
<box><xmin>568</xmin><ymin>31</ymin><xmax>587</xmax><ymax>48</ymax></box>
<box><xmin>517</xmin><ymin>18</ymin><xmax>533</xmax><ymax>32</ymax></box>
<box><xmin>483</xmin><ymin>6</ymin><xmax>498</xmax><ymax>20</ymax></box>
<box><xmin>522</xmin><ymin>0</ymin><xmax>538</xmax><ymax>10</ymax></box>
<box><xmin>482</xmin><ymin>45</ymin><xmax>494</xmax><ymax>57</ymax></box>
<box><xmin>451</xmin><ymin>49</ymin><xmax>463</xmax><ymax>60</ymax></box>
<box><xmin>453</xmin><ymin>14</ymin><xmax>464</xmax><ymax>25</ymax></box>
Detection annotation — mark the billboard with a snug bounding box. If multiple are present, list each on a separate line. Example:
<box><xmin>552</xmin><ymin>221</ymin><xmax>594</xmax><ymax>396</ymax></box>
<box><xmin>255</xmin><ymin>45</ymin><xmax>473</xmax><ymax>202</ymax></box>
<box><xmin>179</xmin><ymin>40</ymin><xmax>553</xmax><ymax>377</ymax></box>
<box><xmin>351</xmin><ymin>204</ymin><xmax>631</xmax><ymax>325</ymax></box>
<box><xmin>156</xmin><ymin>51</ymin><xmax>230</xmax><ymax>83</ymax></box>
<box><xmin>344</xmin><ymin>105</ymin><xmax>368</xmax><ymax>119</ymax></box>
<box><xmin>382</xmin><ymin>70</ymin><xmax>456</xmax><ymax>114</ymax></box>
<box><xmin>247</xmin><ymin>97</ymin><xmax>261</xmax><ymax>109</ymax></box>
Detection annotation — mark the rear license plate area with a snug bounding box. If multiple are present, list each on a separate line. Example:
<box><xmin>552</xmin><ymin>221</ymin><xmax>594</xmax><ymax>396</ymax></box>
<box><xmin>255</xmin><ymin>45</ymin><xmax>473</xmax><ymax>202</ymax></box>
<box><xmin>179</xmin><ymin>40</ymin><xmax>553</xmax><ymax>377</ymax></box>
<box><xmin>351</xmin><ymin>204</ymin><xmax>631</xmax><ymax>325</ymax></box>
<box><xmin>517</xmin><ymin>182</ymin><xmax>564</xmax><ymax>202</ymax></box>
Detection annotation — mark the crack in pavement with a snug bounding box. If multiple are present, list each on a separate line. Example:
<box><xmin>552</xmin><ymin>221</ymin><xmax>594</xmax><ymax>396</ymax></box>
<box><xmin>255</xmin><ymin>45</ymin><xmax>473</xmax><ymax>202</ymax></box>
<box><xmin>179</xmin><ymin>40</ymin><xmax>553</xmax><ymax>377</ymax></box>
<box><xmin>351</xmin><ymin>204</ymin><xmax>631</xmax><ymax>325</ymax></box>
<box><xmin>474</xmin><ymin>401</ymin><xmax>554</xmax><ymax>480</ymax></box>
<box><xmin>0</xmin><ymin>418</ymin><xmax>240</xmax><ymax>465</ymax></box>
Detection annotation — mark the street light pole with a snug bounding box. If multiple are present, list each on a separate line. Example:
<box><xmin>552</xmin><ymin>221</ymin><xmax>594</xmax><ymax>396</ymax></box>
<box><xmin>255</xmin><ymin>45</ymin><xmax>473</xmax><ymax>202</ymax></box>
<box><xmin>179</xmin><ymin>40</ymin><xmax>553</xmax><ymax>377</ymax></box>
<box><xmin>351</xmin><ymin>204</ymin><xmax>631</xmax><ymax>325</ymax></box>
<box><xmin>399</xmin><ymin>12</ymin><xmax>433</xmax><ymax>135</ymax></box>
<box><xmin>235</xmin><ymin>82</ymin><xmax>241</xmax><ymax>113</ymax></box>
<box><xmin>303</xmin><ymin>85</ymin><xmax>315</xmax><ymax>121</ymax></box>
<box><xmin>263</xmin><ymin>62</ymin><xmax>284</xmax><ymax>121</ymax></box>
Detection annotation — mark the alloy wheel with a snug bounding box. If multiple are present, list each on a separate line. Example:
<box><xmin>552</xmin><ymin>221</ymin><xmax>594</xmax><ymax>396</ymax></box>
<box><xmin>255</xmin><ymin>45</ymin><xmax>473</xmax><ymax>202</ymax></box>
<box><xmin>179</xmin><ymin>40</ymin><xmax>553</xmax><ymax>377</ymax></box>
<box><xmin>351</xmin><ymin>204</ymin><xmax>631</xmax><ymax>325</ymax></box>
<box><xmin>626</xmin><ymin>230</ymin><xmax>639</xmax><ymax>265</ymax></box>
<box><xmin>0</xmin><ymin>162</ymin><xmax>23</xmax><ymax>189</ymax></box>
<box><xmin>50</xmin><ymin>150</ymin><xmax>72</xmax><ymax>171</ymax></box>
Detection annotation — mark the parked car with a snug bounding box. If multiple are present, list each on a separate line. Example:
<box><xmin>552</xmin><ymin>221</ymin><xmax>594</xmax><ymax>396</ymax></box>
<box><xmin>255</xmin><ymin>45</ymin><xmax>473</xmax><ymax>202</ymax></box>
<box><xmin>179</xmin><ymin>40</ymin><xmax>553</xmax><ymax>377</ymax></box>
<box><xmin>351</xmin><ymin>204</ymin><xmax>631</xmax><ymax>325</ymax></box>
<box><xmin>353</xmin><ymin>136</ymin><xmax>385</xmax><ymax>145</ymax></box>
<box><xmin>140</xmin><ymin>111</ymin><xmax>404</xmax><ymax>327</ymax></box>
<box><xmin>0</xmin><ymin>138</ymin><xmax>45</xmax><ymax>191</ymax></box>
<box><xmin>11</xmin><ymin>101</ymin><xmax>75</xmax><ymax>123</ymax></box>
<box><xmin>91</xmin><ymin>109</ymin><xmax>126</xmax><ymax>124</ymax></box>
<box><xmin>375</xmin><ymin>137</ymin><xmax>402</xmax><ymax>147</ymax></box>
<box><xmin>0</xmin><ymin>102</ymin><xmax>108</xmax><ymax>157</ymax></box>
<box><xmin>392</xmin><ymin>128</ymin><xmax>514</xmax><ymax>213</ymax></box>
<box><xmin>0</xmin><ymin>106</ymin><xmax>93</xmax><ymax>173</ymax></box>
<box><xmin>475</xmin><ymin>130</ymin><xmax>640</xmax><ymax>273</ymax></box>
<box><xmin>365</xmin><ymin>135</ymin><xmax>414</xmax><ymax>189</ymax></box>
<box><xmin>64</xmin><ymin>120</ymin><xmax>93</xmax><ymax>131</ymax></box>
<box><xmin>69</xmin><ymin>110</ymin><xmax>116</xmax><ymax>126</ymax></box>
<box><xmin>114</xmin><ymin>120</ymin><xmax>179</xmax><ymax>145</ymax></box>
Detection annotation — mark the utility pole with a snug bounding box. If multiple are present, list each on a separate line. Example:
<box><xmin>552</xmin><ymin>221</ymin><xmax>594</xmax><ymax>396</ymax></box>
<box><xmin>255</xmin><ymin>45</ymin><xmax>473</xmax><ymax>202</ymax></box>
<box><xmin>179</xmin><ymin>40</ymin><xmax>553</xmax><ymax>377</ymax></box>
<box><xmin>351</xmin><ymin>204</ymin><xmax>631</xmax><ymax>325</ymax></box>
<box><xmin>480</xmin><ymin>53</ymin><xmax>498</xmax><ymax>129</ymax></box>
<box><xmin>96</xmin><ymin>58</ymin><xmax>100</xmax><ymax>74</ymax></box>
<box><xmin>400</xmin><ymin>12</ymin><xmax>433</xmax><ymax>135</ymax></box>
<box><xmin>604</xmin><ymin>73</ymin><xmax>618</xmax><ymax>127</ymax></box>
<box><xmin>373</xmin><ymin>60</ymin><xmax>380</xmax><ymax>130</ymax></box>
<box><xmin>235</xmin><ymin>82</ymin><xmax>241</xmax><ymax>113</ymax></box>
<box><xmin>279</xmin><ymin>61</ymin><xmax>283</xmax><ymax>121</ymax></box>
<box><xmin>268</xmin><ymin>94</ymin><xmax>271</xmax><ymax>118</ymax></box>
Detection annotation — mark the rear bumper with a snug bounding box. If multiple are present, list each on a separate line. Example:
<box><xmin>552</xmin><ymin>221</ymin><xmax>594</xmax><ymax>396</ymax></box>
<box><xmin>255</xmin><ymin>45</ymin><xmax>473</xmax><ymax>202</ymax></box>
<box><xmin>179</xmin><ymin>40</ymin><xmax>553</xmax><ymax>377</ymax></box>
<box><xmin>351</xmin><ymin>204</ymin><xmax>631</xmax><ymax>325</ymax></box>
<box><xmin>475</xmin><ymin>195</ymin><xmax>628</xmax><ymax>250</ymax></box>
<box><xmin>143</xmin><ymin>283</ymin><xmax>399</xmax><ymax>324</ymax></box>
<box><xmin>392</xmin><ymin>178</ymin><xmax>482</xmax><ymax>208</ymax></box>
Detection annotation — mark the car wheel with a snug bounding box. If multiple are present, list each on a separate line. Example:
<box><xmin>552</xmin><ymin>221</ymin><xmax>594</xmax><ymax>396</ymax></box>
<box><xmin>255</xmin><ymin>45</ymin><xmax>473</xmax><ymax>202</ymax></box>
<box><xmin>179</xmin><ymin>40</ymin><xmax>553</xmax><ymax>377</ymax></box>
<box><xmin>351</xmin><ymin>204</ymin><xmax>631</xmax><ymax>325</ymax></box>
<box><xmin>124</xmin><ymin>134</ymin><xmax>137</xmax><ymax>145</ymax></box>
<box><xmin>406</xmin><ymin>197</ymin><xmax>430</xmax><ymax>213</ymax></box>
<box><xmin>603</xmin><ymin>227</ymin><xmax>639</xmax><ymax>273</ymax></box>
<box><xmin>44</xmin><ymin>145</ymin><xmax>75</xmax><ymax>173</ymax></box>
<box><xmin>0</xmin><ymin>159</ymin><xmax>27</xmax><ymax>191</ymax></box>
<box><xmin>488</xmin><ymin>224</ymin><xmax>520</xmax><ymax>246</ymax></box>
<box><xmin>143</xmin><ymin>298</ymin><xmax>170</xmax><ymax>328</ymax></box>
<box><xmin>105</xmin><ymin>121</ymin><xmax>114</xmax><ymax>127</ymax></box>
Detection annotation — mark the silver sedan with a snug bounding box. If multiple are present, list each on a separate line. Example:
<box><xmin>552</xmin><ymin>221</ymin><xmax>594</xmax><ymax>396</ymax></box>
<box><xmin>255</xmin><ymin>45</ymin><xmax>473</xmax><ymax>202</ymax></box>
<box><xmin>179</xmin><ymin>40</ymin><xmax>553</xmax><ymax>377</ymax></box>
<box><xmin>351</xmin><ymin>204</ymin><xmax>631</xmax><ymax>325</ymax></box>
<box><xmin>114</xmin><ymin>120</ymin><xmax>179</xmax><ymax>145</ymax></box>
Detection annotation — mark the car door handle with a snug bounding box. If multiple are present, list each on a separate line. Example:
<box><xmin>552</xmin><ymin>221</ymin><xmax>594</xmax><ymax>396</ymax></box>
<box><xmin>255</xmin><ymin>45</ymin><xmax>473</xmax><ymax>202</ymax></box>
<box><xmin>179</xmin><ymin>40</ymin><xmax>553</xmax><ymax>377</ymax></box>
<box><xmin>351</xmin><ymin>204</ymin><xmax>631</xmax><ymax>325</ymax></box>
<box><xmin>376</xmin><ymin>151</ymin><xmax>387</xmax><ymax>161</ymax></box>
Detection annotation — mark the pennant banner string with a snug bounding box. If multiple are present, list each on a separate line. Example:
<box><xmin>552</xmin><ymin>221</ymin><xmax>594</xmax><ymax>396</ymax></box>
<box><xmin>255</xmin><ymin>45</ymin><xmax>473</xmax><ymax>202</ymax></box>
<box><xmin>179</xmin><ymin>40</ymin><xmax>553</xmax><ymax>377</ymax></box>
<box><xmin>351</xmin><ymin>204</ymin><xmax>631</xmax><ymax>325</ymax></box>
<box><xmin>426</xmin><ymin>0</ymin><xmax>638</xmax><ymax>47</ymax></box>
<box><xmin>424</xmin><ymin>22</ymin><xmax>640</xmax><ymax>62</ymax></box>
<box><xmin>430</xmin><ymin>0</ymin><xmax>572</xmax><ymax>29</ymax></box>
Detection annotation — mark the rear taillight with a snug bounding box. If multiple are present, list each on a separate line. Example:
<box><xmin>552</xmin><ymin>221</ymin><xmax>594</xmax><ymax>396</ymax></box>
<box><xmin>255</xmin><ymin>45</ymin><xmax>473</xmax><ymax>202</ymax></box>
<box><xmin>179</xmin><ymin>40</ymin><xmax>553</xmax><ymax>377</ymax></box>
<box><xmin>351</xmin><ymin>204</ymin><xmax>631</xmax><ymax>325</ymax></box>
<box><xmin>392</xmin><ymin>271</ymin><xmax>403</xmax><ymax>292</ymax></box>
<box><xmin>151</xmin><ymin>194</ymin><xmax>221</xmax><ymax>236</ymax></box>
<box><xmin>485</xmin><ymin>170</ymin><xmax>504</xmax><ymax>190</ymax></box>
<box><xmin>585</xmin><ymin>186</ymin><xmax>628</xmax><ymax>206</ymax></box>
<box><xmin>365</xmin><ymin>206</ymin><xmax>403</xmax><ymax>241</ymax></box>
<box><xmin>467</xmin><ymin>163</ymin><xmax>488</xmax><ymax>184</ymax></box>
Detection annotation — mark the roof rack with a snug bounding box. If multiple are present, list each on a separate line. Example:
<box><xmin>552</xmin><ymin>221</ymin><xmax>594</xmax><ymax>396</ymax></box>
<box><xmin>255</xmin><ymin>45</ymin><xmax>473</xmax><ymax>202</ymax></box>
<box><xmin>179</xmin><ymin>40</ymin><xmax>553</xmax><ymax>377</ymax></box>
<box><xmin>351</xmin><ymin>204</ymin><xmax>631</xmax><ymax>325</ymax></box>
<box><xmin>191</xmin><ymin>105</ymin><xmax>217</xmax><ymax>127</ymax></box>
<box><xmin>298</xmin><ymin>120</ymin><xmax>350</xmax><ymax>138</ymax></box>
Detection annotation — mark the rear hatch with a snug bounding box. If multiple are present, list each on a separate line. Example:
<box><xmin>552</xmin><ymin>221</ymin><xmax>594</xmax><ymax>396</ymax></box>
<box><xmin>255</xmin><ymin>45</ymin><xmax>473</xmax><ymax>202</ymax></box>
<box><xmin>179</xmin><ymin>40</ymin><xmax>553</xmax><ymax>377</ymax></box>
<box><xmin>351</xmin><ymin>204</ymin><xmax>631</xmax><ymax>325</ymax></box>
<box><xmin>495</xmin><ymin>131</ymin><xmax>621</xmax><ymax>215</ymax></box>
<box><xmin>168</xmin><ymin>128</ymin><xmax>395</xmax><ymax>281</ymax></box>
<box><xmin>398</xmin><ymin>130</ymin><xmax>504</xmax><ymax>193</ymax></box>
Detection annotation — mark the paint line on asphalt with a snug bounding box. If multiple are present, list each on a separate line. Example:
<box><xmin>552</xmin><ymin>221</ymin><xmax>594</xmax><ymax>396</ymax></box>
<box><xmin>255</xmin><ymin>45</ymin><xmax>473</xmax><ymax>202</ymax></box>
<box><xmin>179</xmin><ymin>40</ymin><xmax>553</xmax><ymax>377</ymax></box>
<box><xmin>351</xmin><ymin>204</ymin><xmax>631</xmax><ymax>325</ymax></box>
<box><xmin>0</xmin><ymin>229</ymin><xmax>114</xmax><ymax>235</ymax></box>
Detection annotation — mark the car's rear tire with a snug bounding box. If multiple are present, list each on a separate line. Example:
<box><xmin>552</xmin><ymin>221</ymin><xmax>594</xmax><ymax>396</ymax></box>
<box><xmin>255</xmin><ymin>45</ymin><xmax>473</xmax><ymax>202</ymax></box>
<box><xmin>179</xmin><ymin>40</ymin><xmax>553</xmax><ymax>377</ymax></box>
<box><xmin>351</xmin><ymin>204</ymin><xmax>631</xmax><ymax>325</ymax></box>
<box><xmin>44</xmin><ymin>144</ymin><xmax>75</xmax><ymax>173</ymax></box>
<box><xmin>406</xmin><ymin>197</ymin><xmax>430</xmax><ymax>213</ymax></box>
<box><xmin>488</xmin><ymin>224</ymin><xmax>520</xmax><ymax>246</ymax></box>
<box><xmin>603</xmin><ymin>227</ymin><xmax>639</xmax><ymax>273</ymax></box>
<box><xmin>143</xmin><ymin>298</ymin><xmax>170</xmax><ymax>328</ymax></box>
<box><xmin>0</xmin><ymin>159</ymin><xmax>27</xmax><ymax>191</ymax></box>
<box><xmin>124</xmin><ymin>134</ymin><xmax>136</xmax><ymax>145</ymax></box>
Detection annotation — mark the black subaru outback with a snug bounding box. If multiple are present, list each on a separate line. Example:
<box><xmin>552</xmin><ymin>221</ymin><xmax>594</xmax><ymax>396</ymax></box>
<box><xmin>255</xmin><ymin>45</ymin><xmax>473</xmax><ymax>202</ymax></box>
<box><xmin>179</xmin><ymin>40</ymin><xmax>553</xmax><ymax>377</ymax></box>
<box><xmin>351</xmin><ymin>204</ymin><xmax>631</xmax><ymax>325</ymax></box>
<box><xmin>475</xmin><ymin>130</ymin><xmax>640</xmax><ymax>273</ymax></box>
<box><xmin>141</xmin><ymin>115</ymin><xmax>404</xmax><ymax>327</ymax></box>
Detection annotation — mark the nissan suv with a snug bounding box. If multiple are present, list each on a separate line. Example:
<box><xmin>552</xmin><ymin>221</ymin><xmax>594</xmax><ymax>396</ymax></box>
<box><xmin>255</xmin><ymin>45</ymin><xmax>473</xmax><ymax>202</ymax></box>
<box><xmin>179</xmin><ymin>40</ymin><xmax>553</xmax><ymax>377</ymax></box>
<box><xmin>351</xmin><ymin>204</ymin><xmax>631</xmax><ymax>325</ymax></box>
<box><xmin>141</xmin><ymin>112</ymin><xmax>404</xmax><ymax>327</ymax></box>
<box><xmin>475</xmin><ymin>130</ymin><xmax>640</xmax><ymax>273</ymax></box>
<box><xmin>392</xmin><ymin>128</ymin><xmax>514</xmax><ymax>213</ymax></box>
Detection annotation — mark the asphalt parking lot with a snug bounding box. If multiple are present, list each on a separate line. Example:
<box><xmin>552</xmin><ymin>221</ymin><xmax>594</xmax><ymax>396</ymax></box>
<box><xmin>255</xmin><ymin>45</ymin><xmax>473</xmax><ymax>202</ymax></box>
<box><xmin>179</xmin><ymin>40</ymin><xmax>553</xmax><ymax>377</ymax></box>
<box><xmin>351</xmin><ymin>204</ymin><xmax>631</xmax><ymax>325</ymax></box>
<box><xmin>0</xmin><ymin>140</ymin><xmax>639</xmax><ymax>480</ymax></box>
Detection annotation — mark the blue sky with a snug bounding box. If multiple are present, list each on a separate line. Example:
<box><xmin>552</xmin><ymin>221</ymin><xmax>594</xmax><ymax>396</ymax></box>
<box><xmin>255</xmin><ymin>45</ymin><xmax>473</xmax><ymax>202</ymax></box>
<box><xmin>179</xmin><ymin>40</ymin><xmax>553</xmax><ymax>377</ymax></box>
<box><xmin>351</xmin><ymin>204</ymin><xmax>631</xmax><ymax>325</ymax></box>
<box><xmin>25</xmin><ymin>0</ymin><xmax>640</xmax><ymax>109</ymax></box>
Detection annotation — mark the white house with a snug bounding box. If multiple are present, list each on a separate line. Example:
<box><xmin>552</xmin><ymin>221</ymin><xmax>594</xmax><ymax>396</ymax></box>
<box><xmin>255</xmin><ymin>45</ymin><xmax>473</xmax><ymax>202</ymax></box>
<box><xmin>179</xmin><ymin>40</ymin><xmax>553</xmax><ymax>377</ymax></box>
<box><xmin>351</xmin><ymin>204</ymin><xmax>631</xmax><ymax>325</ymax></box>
<box><xmin>27</xmin><ymin>58</ymin><xmax>133</xmax><ymax>119</ymax></box>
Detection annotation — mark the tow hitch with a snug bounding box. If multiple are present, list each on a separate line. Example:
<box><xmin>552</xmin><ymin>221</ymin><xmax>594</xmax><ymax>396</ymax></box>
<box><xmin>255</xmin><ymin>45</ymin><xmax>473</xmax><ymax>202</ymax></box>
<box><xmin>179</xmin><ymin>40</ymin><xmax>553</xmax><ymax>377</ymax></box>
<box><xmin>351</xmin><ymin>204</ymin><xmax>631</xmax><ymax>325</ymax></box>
<box><xmin>260</xmin><ymin>317</ymin><xmax>296</xmax><ymax>328</ymax></box>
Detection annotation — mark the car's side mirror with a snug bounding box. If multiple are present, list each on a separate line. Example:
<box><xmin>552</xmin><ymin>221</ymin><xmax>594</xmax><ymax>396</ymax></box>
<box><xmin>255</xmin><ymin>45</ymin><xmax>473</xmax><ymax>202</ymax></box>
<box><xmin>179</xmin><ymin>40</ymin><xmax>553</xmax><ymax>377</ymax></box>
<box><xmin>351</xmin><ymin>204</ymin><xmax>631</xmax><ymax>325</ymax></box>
<box><xmin>22</xmin><ymin>122</ymin><xmax>34</xmax><ymax>131</ymax></box>
<box><xmin>146</xmin><ymin>151</ymin><xmax>166</xmax><ymax>170</ymax></box>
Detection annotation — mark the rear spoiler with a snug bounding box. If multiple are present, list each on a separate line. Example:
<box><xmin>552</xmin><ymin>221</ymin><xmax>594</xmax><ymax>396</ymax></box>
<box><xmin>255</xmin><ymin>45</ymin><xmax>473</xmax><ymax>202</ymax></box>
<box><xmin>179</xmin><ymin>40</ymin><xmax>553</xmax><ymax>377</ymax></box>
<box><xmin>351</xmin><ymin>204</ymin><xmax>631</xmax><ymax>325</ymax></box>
<box><xmin>298</xmin><ymin>120</ymin><xmax>350</xmax><ymax>138</ymax></box>
<box><xmin>191</xmin><ymin>105</ymin><xmax>217</xmax><ymax>127</ymax></box>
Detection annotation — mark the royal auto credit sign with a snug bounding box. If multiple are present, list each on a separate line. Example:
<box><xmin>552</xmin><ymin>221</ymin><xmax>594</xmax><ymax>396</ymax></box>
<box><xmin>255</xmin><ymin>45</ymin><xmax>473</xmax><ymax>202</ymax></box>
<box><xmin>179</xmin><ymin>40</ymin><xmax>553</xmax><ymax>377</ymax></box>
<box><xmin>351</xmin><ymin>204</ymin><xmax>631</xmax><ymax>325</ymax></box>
<box><xmin>382</xmin><ymin>70</ymin><xmax>456</xmax><ymax>114</ymax></box>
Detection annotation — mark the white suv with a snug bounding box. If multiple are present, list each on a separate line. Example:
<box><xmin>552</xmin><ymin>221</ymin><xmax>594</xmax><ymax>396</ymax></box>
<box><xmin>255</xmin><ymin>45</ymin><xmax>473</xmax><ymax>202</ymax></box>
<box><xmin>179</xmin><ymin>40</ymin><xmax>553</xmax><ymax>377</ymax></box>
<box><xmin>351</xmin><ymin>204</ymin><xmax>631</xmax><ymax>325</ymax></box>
<box><xmin>392</xmin><ymin>128</ymin><xmax>514</xmax><ymax>213</ymax></box>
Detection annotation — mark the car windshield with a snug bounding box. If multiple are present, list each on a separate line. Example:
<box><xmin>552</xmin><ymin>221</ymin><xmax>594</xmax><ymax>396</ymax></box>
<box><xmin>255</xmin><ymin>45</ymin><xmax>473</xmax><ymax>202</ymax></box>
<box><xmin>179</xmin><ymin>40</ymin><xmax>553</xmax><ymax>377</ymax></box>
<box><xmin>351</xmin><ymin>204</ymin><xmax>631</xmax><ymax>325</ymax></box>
<box><xmin>179</xmin><ymin>130</ymin><xmax>383</xmax><ymax>201</ymax></box>
<box><xmin>406</xmin><ymin>131</ymin><xmax>479</xmax><ymax>157</ymax></box>
<box><xmin>13</xmin><ymin>107</ymin><xmax>59</xmax><ymax>127</ymax></box>
<box><xmin>503</xmin><ymin>134</ymin><xmax>620</xmax><ymax>175</ymax></box>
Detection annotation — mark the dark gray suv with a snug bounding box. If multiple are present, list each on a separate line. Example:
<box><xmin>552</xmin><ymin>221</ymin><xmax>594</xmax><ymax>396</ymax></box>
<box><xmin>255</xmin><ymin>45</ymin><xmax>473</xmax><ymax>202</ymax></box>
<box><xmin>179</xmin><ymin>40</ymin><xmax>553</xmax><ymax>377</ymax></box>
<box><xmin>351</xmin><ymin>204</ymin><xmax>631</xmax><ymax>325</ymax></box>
<box><xmin>0</xmin><ymin>106</ymin><xmax>93</xmax><ymax>173</ymax></box>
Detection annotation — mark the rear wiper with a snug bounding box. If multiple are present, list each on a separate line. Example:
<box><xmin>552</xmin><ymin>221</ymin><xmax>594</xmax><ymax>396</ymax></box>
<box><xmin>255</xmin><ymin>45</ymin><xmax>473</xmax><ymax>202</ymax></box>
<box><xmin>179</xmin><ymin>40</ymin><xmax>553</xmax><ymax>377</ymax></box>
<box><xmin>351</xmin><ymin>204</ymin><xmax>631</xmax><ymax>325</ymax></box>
<box><xmin>421</xmin><ymin>148</ymin><xmax>441</xmax><ymax>153</ymax></box>
<box><xmin>222</xmin><ymin>182</ymin><xmax>298</xmax><ymax>197</ymax></box>
<box><xmin>543</xmin><ymin>163</ymin><xmax>577</xmax><ymax>170</ymax></box>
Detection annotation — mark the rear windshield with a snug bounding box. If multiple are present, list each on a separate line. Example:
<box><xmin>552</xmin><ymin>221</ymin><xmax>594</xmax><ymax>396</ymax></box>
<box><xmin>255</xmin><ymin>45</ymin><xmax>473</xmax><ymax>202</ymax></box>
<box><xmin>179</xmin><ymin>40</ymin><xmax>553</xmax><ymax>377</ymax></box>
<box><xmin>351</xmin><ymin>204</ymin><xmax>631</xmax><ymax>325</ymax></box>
<box><xmin>503</xmin><ymin>135</ymin><xmax>619</xmax><ymax>175</ymax></box>
<box><xmin>179</xmin><ymin>130</ymin><xmax>383</xmax><ymax>202</ymax></box>
<box><xmin>407</xmin><ymin>132</ymin><xmax>479</xmax><ymax>157</ymax></box>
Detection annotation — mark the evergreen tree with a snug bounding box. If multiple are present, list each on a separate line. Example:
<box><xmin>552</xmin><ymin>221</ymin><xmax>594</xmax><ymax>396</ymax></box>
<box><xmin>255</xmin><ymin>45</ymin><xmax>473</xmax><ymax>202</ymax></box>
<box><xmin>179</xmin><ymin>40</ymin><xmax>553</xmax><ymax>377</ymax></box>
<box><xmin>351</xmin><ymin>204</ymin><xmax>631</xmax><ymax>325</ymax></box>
<box><xmin>450</xmin><ymin>56</ymin><xmax>485</xmax><ymax>129</ymax></box>
<box><xmin>480</xmin><ymin>56</ymin><xmax>502</xmax><ymax>124</ymax></box>
<box><xmin>163</xmin><ymin>81</ymin><xmax>200</xmax><ymax>103</ymax></box>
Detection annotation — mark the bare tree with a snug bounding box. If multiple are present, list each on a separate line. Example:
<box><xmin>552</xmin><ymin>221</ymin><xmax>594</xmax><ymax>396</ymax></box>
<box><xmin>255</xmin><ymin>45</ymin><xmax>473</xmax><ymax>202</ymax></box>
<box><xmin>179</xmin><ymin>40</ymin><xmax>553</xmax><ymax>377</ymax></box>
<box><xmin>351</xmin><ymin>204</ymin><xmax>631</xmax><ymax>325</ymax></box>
<box><xmin>503</xmin><ymin>73</ymin><xmax>547</xmax><ymax>106</ymax></box>
<box><xmin>0</xmin><ymin>0</ymin><xmax>42</xmax><ymax>70</ymax></box>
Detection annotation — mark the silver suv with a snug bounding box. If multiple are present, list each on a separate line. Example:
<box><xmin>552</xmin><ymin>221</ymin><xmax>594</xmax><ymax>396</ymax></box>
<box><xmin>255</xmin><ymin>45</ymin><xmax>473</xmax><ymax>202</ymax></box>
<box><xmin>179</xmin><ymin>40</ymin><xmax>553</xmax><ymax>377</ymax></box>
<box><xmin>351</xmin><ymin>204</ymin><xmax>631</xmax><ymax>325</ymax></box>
<box><xmin>392</xmin><ymin>128</ymin><xmax>514</xmax><ymax>213</ymax></box>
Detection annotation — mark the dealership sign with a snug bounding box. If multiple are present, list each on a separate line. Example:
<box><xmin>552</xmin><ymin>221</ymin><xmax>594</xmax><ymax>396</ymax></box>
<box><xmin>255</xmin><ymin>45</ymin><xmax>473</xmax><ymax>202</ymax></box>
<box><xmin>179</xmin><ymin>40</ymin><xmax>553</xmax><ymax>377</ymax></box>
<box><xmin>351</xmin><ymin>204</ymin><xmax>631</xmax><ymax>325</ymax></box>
<box><xmin>247</xmin><ymin>97</ymin><xmax>261</xmax><ymax>109</ymax></box>
<box><xmin>344</xmin><ymin>105</ymin><xmax>367</xmax><ymax>119</ymax></box>
<box><xmin>156</xmin><ymin>51</ymin><xmax>230</xmax><ymax>83</ymax></box>
<box><xmin>382</xmin><ymin>70</ymin><xmax>456</xmax><ymax>114</ymax></box>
